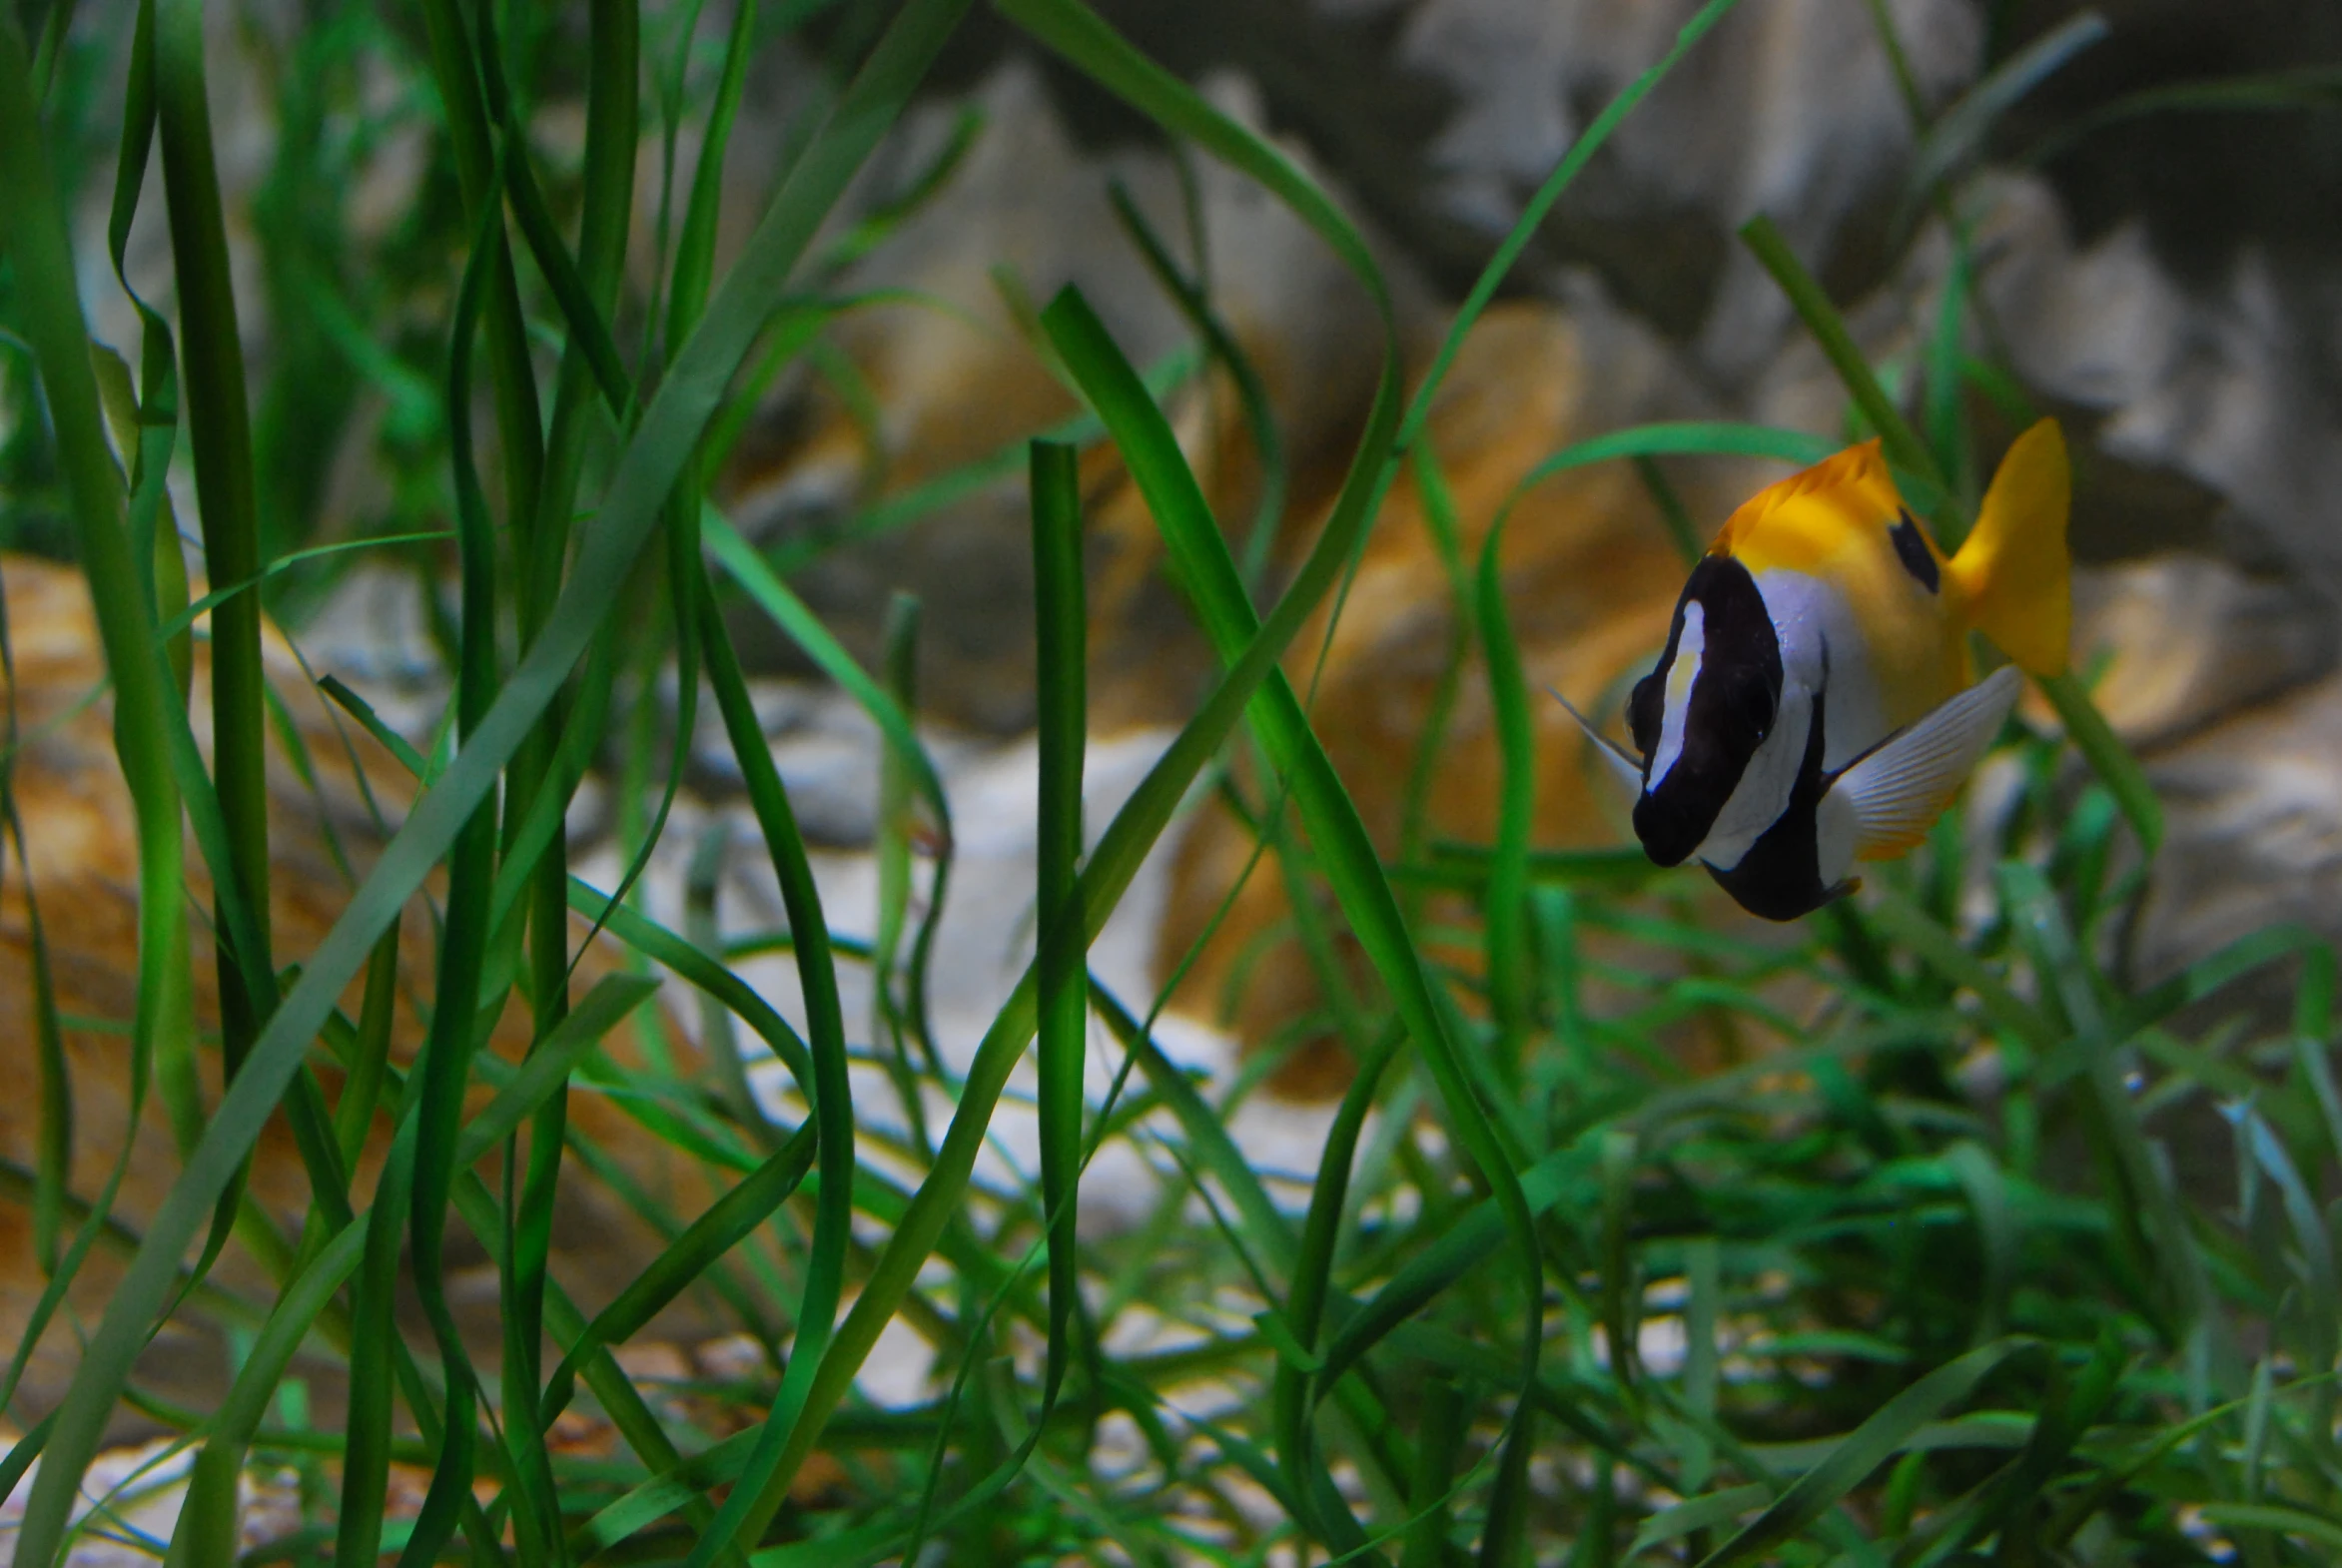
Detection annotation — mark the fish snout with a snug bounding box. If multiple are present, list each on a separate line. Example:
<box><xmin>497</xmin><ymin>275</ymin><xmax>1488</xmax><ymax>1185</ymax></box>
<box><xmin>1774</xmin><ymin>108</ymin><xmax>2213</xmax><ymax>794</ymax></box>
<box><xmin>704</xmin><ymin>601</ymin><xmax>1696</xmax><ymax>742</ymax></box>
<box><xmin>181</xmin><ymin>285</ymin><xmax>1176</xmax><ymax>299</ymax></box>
<box><xmin>1633</xmin><ymin>773</ymin><xmax>1722</xmax><ymax>868</ymax></box>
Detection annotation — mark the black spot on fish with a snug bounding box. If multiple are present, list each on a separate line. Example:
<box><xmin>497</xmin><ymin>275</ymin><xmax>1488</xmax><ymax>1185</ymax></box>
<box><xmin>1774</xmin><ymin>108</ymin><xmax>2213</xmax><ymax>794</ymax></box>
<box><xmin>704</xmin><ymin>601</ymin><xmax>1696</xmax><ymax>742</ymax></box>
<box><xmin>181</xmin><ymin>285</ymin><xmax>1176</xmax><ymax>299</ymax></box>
<box><xmin>1631</xmin><ymin>555</ymin><xmax>1783</xmax><ymax>868</ymax></box>
<box><xmin>1890</xmin><ymin>509</ymin><xmax>1940</xmax><ymax>593</ymax></box>
<box><xmin>1705</xmin><ymin>687</ymin><xmax>1851</xmax><ymax>921</ymax></box>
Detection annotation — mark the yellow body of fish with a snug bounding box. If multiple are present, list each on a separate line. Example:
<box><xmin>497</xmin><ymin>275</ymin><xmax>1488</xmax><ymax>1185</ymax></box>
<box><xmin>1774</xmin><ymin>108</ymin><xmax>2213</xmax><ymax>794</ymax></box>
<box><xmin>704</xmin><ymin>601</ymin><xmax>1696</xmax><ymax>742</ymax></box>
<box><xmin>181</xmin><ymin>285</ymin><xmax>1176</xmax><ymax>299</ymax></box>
<box><xmin>1711</xmin><ymin>417</ymin><xmax>2072</xmax><ymax>753</ymax></box>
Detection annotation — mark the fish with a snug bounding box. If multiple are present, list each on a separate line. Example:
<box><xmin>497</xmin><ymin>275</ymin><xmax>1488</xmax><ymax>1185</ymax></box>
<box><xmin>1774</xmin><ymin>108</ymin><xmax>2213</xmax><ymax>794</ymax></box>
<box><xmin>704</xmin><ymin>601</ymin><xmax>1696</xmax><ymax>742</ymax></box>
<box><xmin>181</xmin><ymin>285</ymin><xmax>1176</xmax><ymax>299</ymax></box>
<box><xmin>1557</xmin><ymin>418</ymin><xmax>2072</xmax><ymax>921</ymax></box>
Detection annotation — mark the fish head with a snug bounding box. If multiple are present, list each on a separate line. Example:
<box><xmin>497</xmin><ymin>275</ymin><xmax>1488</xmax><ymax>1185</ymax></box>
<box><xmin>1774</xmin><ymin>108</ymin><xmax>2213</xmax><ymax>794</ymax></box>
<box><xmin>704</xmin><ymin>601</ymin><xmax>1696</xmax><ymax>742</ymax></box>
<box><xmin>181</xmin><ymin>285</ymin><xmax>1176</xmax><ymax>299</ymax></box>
<box><xmin>1628</xmin><ymin>554</ymin><xmax>1786</xmax><ymax>868</ymax></box>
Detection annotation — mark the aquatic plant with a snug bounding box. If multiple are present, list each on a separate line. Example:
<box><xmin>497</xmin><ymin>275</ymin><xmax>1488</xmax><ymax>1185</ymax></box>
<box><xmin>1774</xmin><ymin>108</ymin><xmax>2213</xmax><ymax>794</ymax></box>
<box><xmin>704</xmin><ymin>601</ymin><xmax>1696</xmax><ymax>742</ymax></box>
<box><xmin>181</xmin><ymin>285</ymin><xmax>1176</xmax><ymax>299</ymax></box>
<box><xmin>2</xmin><ymin>0</ymin><xmax>2337</xmax><ymax>1562</ymax></box>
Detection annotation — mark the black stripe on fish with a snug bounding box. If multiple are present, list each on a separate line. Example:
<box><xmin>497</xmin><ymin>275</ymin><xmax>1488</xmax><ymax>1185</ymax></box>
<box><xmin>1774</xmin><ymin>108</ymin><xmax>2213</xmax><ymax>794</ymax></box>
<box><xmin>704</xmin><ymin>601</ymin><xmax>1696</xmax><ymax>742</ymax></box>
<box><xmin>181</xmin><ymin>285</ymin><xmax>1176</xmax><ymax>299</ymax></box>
<box><xmin>1631</xmin><ymin>554</ymin><xmax>1783</xmax><ymax>868</ymax></box>
<box><xmin>1704</xmin><ymin>685</ymin><xmax>1855</xmax><ymax>921</ymax></box>
<box><xmin>1890</xmin><ymin>509</ymin><xmax>1940</xmax><ymax>593</ymax></box>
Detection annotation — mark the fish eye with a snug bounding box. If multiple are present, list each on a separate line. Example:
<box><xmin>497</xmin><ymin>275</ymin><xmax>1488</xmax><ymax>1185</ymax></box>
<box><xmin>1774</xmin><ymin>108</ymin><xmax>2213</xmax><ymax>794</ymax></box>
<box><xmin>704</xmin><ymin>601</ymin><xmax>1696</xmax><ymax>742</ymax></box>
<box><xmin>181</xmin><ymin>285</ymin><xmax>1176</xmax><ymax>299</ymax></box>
<box><xmin>1627</xmin><ymin>673</ymin><xmax>1661</xmax><ymax>758</ymax></box>
<box><xmin>1731</xmin><ymin>678</ymin><xmax>1776</xmax><ymax>744</ymax></box>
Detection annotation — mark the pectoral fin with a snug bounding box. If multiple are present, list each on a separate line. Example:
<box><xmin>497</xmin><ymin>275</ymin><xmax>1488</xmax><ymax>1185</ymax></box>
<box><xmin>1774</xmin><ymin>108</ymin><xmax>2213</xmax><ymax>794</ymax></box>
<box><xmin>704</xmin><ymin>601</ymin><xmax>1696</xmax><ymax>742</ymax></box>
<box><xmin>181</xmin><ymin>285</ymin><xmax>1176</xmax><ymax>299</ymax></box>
<box><xmin>1831</xmin><ymin>665</ymin><xmax>2022</xmax><ymax>862</ymax></box>
<box><xmin>1549</xmin><ymin>686</ymin><xmax>1647</xmax><ymax>808</ymax></box>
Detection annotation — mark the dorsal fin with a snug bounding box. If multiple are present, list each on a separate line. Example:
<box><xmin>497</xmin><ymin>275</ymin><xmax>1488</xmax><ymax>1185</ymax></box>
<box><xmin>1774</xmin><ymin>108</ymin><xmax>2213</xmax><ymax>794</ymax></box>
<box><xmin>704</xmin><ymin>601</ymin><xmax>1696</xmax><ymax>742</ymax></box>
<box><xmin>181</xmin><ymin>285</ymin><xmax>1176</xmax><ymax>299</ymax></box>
<box><xmin>1548</xmin><ymin>686</ymin><xmax>1646</xmax><ymax>809</ymax></box>
<box><xmin>1830</xmin><ymin>665</ymin><xmax>2022</xmax><ymax>862</ymax></box>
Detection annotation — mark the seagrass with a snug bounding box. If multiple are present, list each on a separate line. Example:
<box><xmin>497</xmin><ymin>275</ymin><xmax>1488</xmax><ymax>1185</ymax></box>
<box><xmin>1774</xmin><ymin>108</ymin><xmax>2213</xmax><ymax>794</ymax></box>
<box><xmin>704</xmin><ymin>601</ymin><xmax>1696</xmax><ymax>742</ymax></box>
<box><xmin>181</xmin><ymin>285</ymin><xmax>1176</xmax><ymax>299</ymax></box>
<box><xmin>0</xmin><ymin>553</ymin><xmax>733</xmax><ymax>1429</ymax></box>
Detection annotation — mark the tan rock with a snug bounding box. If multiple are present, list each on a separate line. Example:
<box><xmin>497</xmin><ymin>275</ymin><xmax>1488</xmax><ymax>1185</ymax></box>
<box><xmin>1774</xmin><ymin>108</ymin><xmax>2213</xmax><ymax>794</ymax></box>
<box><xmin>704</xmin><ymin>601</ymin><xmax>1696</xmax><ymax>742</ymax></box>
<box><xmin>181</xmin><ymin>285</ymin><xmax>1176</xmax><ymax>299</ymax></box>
<box><xmin>720</xmin><ymin>61</ymin><xmax>1442</xmax><ymax>735</ymax></box>
<box><xmin>2071</xmin><ymin>554</ymin><xmax>2337</xmax><ymax>749</ymax></box>
<box><xmin>2134</xmin><ymin>672</ymin><xmax>2342</xmax><ymax>990</ymax></box>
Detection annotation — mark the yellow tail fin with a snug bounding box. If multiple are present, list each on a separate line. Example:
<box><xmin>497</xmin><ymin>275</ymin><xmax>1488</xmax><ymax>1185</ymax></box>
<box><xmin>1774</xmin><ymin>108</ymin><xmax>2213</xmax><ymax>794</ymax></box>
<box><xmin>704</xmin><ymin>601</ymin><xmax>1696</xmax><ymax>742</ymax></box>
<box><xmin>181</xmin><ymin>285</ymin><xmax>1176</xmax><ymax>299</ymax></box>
<box><xmin>1946</xmin><ymin>417</ymin><xmax>2071</xmax><ymax>676</ymax></box>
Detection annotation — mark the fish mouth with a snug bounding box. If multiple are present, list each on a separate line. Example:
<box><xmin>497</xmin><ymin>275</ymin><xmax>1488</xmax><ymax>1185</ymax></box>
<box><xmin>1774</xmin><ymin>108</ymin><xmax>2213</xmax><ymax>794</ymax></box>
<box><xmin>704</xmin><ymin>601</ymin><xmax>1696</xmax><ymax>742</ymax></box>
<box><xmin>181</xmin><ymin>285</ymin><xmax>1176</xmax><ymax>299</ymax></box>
<box><xmin>1634</xmin><ymin>779</ymin><xmax>1720</xmax><ymax>868</ymax></box>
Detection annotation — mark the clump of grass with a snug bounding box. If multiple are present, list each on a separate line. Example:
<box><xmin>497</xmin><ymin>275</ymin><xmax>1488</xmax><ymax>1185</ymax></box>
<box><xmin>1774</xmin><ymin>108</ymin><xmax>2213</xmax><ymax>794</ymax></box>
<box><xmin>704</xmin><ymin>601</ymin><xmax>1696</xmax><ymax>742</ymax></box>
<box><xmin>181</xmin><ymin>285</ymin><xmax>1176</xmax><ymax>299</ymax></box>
<box><xmin>3</xmin><ymin>0</ymin><xmax>2339</xmax><ymax>1563</ymax></box>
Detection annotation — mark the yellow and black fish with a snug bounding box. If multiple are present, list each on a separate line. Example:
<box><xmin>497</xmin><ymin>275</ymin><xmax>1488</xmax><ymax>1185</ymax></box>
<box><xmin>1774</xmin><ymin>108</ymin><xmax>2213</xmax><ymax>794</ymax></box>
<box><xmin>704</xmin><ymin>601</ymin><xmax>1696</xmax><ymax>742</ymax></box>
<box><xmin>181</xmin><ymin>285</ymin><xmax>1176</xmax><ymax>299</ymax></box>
<box><xmin>1561</xmin><ymin>418</ymin><xmax>2072</xmax><ymax>920</ymax></box>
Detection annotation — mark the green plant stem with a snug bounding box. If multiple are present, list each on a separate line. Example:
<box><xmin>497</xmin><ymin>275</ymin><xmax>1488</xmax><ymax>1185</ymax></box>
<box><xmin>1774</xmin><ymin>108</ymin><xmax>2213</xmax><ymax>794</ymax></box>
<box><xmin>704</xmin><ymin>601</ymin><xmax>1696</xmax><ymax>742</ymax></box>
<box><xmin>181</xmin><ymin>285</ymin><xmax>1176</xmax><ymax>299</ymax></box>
<box><xmin>1737</xmin><ymin>214</ymin><xmax>1952</xmax><ymax>526</ymax></box>
<box><xmin>498</xmin><ymin>0</ymin><xmax>639</xmax><ymax>1545</ymax></box>
<box><xmin>1031</xmin><ymin>438</ymin><xmax>1089</xmax><ymax>1415</ymax></box>
<box><xmin>386</xmin><ymin>154</ymin><xmax>512</xmax><ymax>1568</ymax></box>
<box><xmin>0</xmin><ymin>24</ymin><xmax>194</xmax><ymax>1510</ymax></box>
<box><xmin>411</xmin><ymin>0</ymin><xmax>545</xmax><ymax>543</ymax></box>
<box><xmin>155</xmin><ymin>0</ymin><xmax>273</xmax><ymax>1107</ymax></box>
<box><xmin>11</xmin><ymin>0</ymin><xmax>965</xmax><ymax>1547</ymax></box>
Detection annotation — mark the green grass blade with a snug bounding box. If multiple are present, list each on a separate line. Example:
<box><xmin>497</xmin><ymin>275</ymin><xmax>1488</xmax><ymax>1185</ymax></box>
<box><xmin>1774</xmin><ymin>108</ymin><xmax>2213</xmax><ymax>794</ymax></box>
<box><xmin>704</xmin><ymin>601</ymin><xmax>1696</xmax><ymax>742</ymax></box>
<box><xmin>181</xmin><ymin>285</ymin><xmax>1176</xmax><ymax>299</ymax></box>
<box><xmin>1898</xmin><ymin>11</ymin><xmax>2107</xmax><ymax>233</ymax></box>
<box><xmin>687</xmin><ymin>826</ymin><xmax>784</xmax><ymax>1152</ymax></box>
<box><xmin>166</xmin><ymin>1219</ymin><xmax>367</xmax><ymax>1566</ymax></box>
<box><xmin>2037</xmin><ymin>669</ymin><xmax>2162</xmax><ymax>864</ymax></box>
<box><xmin>1399</xmin><ymin>1376</ymin><xmax>1472</xmax><ymax>1568</ymax></box>
<box><xmin>518</xmin><ymin>0</ymin><xmax>639</xmax><ymax>491</ymax></box>
<box><xmin>1274</xmin><ymin>1035</ymin><xmax>1400</xmax><ymax>1559</ymax></box>
<box><xmin>1739</xmin><ymin>214</ymin><xmax>1945</xmax><ymax>511</ymax></box>
<box><xmin>452</xmin><ymin>974</ymin><xmax>663</xmax><ymax>1170</ymax></box>
<box><xmin>389</xmin><ymin>149</ymin><xmax>512</xmax><ymax>1568</ymax></box>
<box><xmin>1632</xmin><ymin>1486</ymin><xmax>1774</xmax><ymax>1560</ymax></box>
<box><xmin>1632</xmin><ymin>454</ymin><xmax>1707</xmax><ymax>565</ymax></box>
<box><xmin>1860</xmin><ymin>886</ymin><xmax>2053</xmax><ymax>1049</ymax></box>
<box><xmin>2196</xmin><ymin>1502</ymin><xmax>2342</xmax><ymax>1554</ymax></box>
<box><xmin>1396</xmin><ymin>0</ymin><xmax>1746</xmax><ymax>447</ymax></box>
<box><xmin>678</xmin><ymin>588</ymin><xmax>857</xmax><ymax>1564</ymax></box>
<box><xmin>496</xmin><ymin>0</ymin><xmax>636</xmax><ymax>1528</ymax></box>
<box><xmin>11</xmin><ymin>0</ymin><xmax>976</xmax><ymax>1544</ymax></box>
<box><xmin>155</xmin><ymin>0</ymin><xmax>275</xmax><ymax>1076</ymax></box>
<box><xmin>2018</xmin><ymin>66</ymin><xmax>2342</xmax><ymax>168</ymax></box>
<box><xmin>871</xmin><ymin>591</ymin><xmax>936</xmax><ymax>1155</ymax></box>
<box><xmin>2112</xmin><ymin>922</ymin><xmax>2333</xmax><ymax>1042</ymax></box>
<box><xmin>0</xmin><ymin>31</ymin><xmax>210</xmax><ymax>1558</ymax></box>
<box><xmin>1043</xmin><ymin>282</ymin><xmax>1543</xmax><ymax>1522</ymax></box>
<box><xmin>567</xmin><ymin>875</ymin><xmax>817</xmax><ymax>1094</ymax></box>
<box><xmin>97</xmin><ymin>0</ymin><xmax>360</xmax><ymax>1305</ymax></box>
<box><xmin>539</xmin><ymin>1124</ymin><xmax>817</xmax><ymax>1431</ymax></box>
<box><xmin>1091</xmin><ymin>983</ymin><xmax>1294</xmax><ymax>1288</ymax></box>
<box><xmin>336</xmin><ymin>1107</ymin><xmax>419</xmax><ymax>1564</ymax></box>
<box><xmin>706</xmin><ymin>509</ymin><xmax>953</xmax><ymax>836</ymax></box>
<box><xmin>665</xmin><ymin>0</ymin><xmax>759</xmax><ymax>351</ymax></box>
<box><xmin>1398</xmin><ymin>442</ymin><xmax>1478</xmax><ymax>908</ymax></box>
<box><xmin>1107</xmin><ymin>178</ymin><xmax>1288</xmax><ymax>591</ymax></box>
<box><xmin>755</xmin><ymin>343</ymin><xmax>1204</xmax><ymax>575</ymax></box>
<box><xmin>1510</xmin><ymin>421</ymin><xmax>1835</xmax><ymax>504</ymax></box>
<box><xmin>997</xmin><ymin>0</ymin><xmax>1388</xmax><ymax>293</ymax></box>
<box><xmin>410</xmin><ymin>0</ymin><xmax>543</xmax><ymax>543</ymax></box>
<box><xmin>1943</xmin><ymin>1141</ymin><xmax>2017</xmax><ymax>1344</ymax></box>
<box><xmin>1475</xmin><ymin>516</ymin><xmax>1535</xmax><ymax>1052</ymax></box>
<box><xmin>1317</xmin><ymin>1142</ymin><xmax>1604</xmax><ymax>1394</ymax></box>
<box><xmin>1032</xmin><ymin>438</ymin><xmax>1090</xmax><ymax>1413</ymax></box>
<box><xmin>1695</xmin><ymin>1339</ymin><xmax>2033</xmax><ymax>1567</ymax></box>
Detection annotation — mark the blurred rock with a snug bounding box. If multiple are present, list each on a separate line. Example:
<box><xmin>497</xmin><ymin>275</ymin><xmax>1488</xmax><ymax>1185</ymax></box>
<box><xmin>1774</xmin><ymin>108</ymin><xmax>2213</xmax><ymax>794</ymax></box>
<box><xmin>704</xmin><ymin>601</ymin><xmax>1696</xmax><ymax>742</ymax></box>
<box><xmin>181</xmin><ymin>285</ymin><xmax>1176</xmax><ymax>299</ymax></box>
<box><xmin>907</xmin><ymin>0</ymin><xmax>1982</xmax><ymax>365</ymax></box>
<box><xmin>722</xmin><ymin>60</ymin><xmax>1440</xmax><ymax>734</ymax></box>
<box><xmin>2072</xmin><ymin>555</ymin><xmax>2339</xmax><ymax>749</ymax></box>
<box><xmin>2133</xmin><ymin>672</ymin><xmax>2342</xmax><ymax>989</ymax></box>
<box><xmin>1391</xmin><ymin>0</ymin><xmax>1981</xmax><ymax>379</ymax></box>
<box><xmin>1976</xmin><ymin>172</ymin><xmax>2342</xmax><ymax>596</ymax></box>
<box><xmin>1995</xmin><ymin>0</ymin><xmax>2342</xmax><ymax>289</ymax></box>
